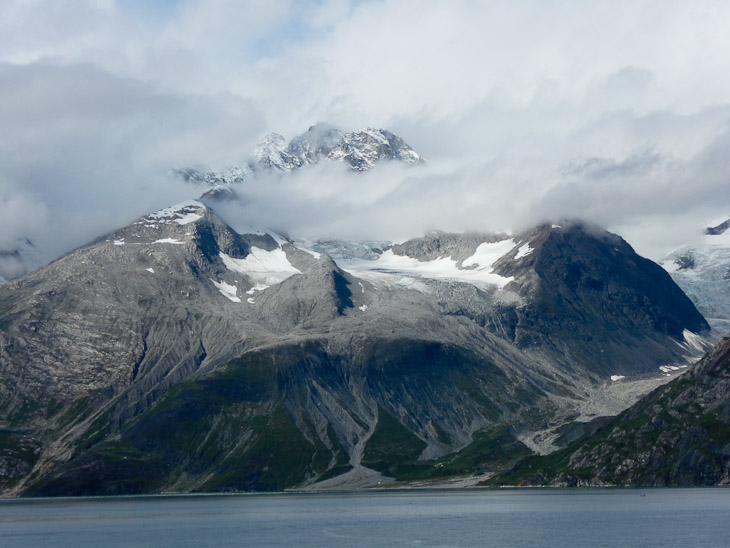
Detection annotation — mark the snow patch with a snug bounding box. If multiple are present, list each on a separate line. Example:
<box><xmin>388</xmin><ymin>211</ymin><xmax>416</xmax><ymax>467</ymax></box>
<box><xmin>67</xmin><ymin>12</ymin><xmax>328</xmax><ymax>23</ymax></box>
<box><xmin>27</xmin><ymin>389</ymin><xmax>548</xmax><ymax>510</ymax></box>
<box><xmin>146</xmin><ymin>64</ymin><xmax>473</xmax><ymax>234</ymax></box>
<box><xmin>147</xmin><ymin>200</ymin><xmax>203</xmax><ymax>219</ymax></box>
<box><xmin>358</xmin><ymin>281</ymin><xmax>365</xmax><ymax>293</ymax></box>
<box><xmin>359</xmin><ymin>305</ymin><xmax>368</xmax><ymax>311</ymax></box>
<box><xmin>299</xmin><ymin>247</ymin><xmax>322</xmax><ymax>259</ymax></box>
<box><xmin>153</xmin><ymin>238</ymin><xmax>184</xmax><ymax>245</ymax></box>
<box><xmin>682</xmin><ymin>329</ymin><xmax>706</xmax><ymax>352</ymax></box>
<box><xmin>659</xmin><ymin>364</ymin><xmax>688</xmax><ymax>373</ymax></box>
<box><xmin>113</xmin><ymin>239</ymin><xmax>125</xmax><ymax>246</ymax></box>
<box><xmin>234</xmin><ymin>225</ymin><xmax>289</xmax><ymax>246</ymax></box>
<box><xmin>144</xmin><ymin>200</ymin><xmax>204</xmax><ymax>227</ymax></box>
<box><xmin>462</xmin><ymin>239</ymin><xmax>516</xmax><ymax>269</ymax></box>
<box><xmin>245</xmin><ymin>284</ymin><xmax>269</xmax><ymax>295</ymax></box>
<box><xmin>610</xmin><ymin>375</ymin><xmax>625</xmax><ymax>382</ymax></box>
<box><xmin>211</xmin><ymin>279</ymin><xmax>240</xmax><ymax>303</ymax></box>
<box><xmin>146</xmin><ymin>268</ymin><xmax>155</xmax><ymax>273</ymax></box>
<box><xmin>173</xmin><ymin>212</ymin><xmax>202</xmax><ymax>225</ymax></box>
<box><xmin>220</xmin><ymin>249</ymin><xmax>301</xmax><ymax>290</ymax></box>
<box><xmin>514</xmin><ymin>242</ymin><xmax>533</xmax><ymax>260</ymax></box>
<box><xmin>247</xmin><ymin>297</ymin><xmax>255</xmax><ymax>304</ymax></box>
<box><xmin>342</xmin><ymin>242</ymin><xmax>514</xmax><ymax>290</ymax></box>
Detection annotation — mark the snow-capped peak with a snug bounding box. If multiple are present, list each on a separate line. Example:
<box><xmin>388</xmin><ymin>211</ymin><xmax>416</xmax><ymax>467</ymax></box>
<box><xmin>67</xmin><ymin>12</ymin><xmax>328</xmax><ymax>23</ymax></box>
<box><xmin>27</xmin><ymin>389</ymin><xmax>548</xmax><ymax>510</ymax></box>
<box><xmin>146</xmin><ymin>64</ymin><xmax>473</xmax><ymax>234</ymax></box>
<box><xmin>286</xmin><ymin>123</ymin><xmax>343</xmax><ymax>166</ymax></box>
<box><xmin>144</xmin><ymin>200</ymin><xmax>206</xmax><ymax>226</ymax></box>
<box><xmin>251</xmin><ymin>133</ymin><xmax>302</xmax><ymax>173</ymax></box>
<box><xmin>328</xmin><ymin>127</ymin><xmax>423</xmax><ymax>171</ymax></box>
<box><xmin>172</xmin><ymin>123</ymin><xmax>423</xmax><ymax>186</ymax></box>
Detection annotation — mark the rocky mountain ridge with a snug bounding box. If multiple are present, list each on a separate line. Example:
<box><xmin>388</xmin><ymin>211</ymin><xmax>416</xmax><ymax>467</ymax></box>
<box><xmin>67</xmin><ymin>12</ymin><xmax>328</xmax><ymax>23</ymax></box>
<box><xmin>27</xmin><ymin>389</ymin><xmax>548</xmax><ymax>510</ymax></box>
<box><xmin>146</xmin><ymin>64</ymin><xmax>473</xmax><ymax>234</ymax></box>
<box><xmin>172</xmin><ymin>123</ymin><xmax>423</xmax><ymax>186</ymax></box>
<box><xmin>489</xmin><ymin>334</ymin><xmax>730</xmax><ymax>487</ymax></box>
<box><xmin>0</xmin><ymin>124</ymin><xmax>421</xmax><ymax>287</ymax></box>
<box><xmin>0</xmin><ymin>201</ymin><xmax>711</xmax><ymax>495</ymax></box>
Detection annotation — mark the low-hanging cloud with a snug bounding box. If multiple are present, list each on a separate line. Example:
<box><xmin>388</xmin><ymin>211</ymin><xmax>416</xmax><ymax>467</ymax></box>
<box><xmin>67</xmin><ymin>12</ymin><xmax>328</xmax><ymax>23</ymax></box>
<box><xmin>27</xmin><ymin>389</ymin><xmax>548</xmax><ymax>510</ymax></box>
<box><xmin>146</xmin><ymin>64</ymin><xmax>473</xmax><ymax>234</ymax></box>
<box><xmin>0</xmin><ymin>0</ymin><xmax>729</xmax><ymax>271</ymax></box>
<box><xmin>0</xmin><ymin>61</ymin><xmax>264</xmax><ymax>262</ymax></box>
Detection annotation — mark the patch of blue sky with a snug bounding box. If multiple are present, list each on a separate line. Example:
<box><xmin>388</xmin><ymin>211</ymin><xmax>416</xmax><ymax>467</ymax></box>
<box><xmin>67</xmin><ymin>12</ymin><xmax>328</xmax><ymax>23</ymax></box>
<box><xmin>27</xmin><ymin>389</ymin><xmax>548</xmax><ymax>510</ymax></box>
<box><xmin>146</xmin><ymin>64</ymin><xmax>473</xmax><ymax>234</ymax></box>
<box><xmin>123</xmin><ymin>0</ymin><xmax>180</xmax><ymax>25</ymax></box>
<box><xmin>247</xmin><ymin>0</ymin><xmax>374</xmax><ymax>59</ymax></box>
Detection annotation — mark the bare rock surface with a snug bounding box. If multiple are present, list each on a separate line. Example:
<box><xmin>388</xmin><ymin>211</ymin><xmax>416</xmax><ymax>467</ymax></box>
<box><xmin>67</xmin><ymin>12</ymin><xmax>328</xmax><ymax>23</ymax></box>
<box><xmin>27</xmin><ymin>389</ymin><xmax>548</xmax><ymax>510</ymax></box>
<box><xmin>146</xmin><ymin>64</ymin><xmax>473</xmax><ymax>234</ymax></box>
<box><xmin>0</xmin><ymin>202</ymin><xmax>712</xmax><ymax>495</ymax></box>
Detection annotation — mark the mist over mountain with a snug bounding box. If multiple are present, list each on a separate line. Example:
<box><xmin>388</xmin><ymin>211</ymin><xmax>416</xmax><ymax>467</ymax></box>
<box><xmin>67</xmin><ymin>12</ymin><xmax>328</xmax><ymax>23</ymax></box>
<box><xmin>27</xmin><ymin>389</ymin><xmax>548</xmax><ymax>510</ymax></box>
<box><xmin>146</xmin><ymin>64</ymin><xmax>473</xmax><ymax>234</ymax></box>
<box><xmin>172</xmin><ymin>124</ymin><xmax>423</xmax><ymax>187</ymax></box>
<box><xmin>2</xmin><ymin>1</ymin><xmax>730</xmax><ymax>496</ymax></box>
<box><xmin>3</xmin><ymin>2</ymin><xmax>730</xmax><ymax>282</ymax></box>
<box><xmin>0</xmin><ymin>199</ymin><xmax>712</xmax><ymax>495</ymax></box>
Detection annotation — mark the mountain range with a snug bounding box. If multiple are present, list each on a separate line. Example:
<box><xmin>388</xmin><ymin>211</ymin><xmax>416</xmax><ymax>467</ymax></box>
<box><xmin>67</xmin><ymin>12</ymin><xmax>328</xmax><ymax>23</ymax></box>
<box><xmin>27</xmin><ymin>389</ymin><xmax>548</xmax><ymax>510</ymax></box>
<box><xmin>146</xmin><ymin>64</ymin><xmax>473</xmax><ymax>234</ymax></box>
<box><xmin>0</xmin><ymin>196</ymin><xmax>713</xmax><ymax>495</ymax></box>
<box><xmin>172</xmin><ymin>123</ymin><xmax>423</xmax><ymax>187</ymax></box>
<box><xmin>0</xmin><ymin>124</ymin><xmax>422</xmax><ymax>290</ymax></box>
<box><xmin>0</xmin><ymin>126</ymin><xmax>728</xmax><ymax>496</ymax></box>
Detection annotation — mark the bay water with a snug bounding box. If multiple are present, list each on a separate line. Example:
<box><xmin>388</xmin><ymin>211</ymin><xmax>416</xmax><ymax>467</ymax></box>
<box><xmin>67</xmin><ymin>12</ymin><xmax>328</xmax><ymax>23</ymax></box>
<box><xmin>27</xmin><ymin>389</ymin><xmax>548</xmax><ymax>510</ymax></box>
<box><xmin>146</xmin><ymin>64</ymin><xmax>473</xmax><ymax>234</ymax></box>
<box><xmin>2</xmin><ymin>488</ymin><xmax>729</xmax><ymax>547</ymax></box>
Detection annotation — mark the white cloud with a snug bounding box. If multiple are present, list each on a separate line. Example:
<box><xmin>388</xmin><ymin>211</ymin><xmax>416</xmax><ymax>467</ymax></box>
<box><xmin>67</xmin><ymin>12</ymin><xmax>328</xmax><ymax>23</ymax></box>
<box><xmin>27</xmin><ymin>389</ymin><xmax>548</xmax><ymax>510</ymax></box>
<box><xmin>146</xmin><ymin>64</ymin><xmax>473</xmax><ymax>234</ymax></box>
<box><xmin>0</xmin><ymin>61</ymin><xmax>265</xmax><ymax>262</ymax></box>
<box><xmin>0</xmin><ymin>0</ymin><xmax>729</xmax><ymax>269</ymax></box>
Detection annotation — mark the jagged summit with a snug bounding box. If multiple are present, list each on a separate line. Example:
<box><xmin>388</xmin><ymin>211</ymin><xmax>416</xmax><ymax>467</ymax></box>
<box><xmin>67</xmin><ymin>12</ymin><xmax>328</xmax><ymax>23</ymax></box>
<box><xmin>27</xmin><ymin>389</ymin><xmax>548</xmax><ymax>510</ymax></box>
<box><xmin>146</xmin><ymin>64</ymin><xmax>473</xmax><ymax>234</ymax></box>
<box><xmin>287</xmin><ymin>122</ymin><xmax>343</xmax><ymax>165</ymax></box>
<box><xmin>173</xmin><ymin>124</ymin><xmax>423</xmax><ymax>187</ymax></box>
<box><xmin>251</xmin><ymin>132</ymin><xmax>302</xmax><ymax>173</ymax></box>
<box><xmin>329</xmin><ymin>128</ymin><xmax>422</xmax><ymax>171</ymax></box>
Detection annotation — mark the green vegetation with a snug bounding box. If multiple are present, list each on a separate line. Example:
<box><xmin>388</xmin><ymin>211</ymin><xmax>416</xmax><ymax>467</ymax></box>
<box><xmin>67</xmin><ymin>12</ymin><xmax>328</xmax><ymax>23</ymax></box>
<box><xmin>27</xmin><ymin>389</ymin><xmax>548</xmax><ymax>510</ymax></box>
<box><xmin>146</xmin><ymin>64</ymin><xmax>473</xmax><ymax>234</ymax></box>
<box><xmin>361</xmin><ymin>407</ymin><xmax>427</xmax><ymax>475</ymax></box>
<box><xmin>487</xmin><ymin>353</ymin><xmax>730</xmax><ymax>487</ymax></box>
<box><xmin>360</xmin><ymin>408</ymin><xmax>533</xmax><ymax>483</ymax></box>
<box><xmin>199</xmin><ymin>405</ymin><xmax>319</xmax><ymax>492</ymax></box>
<box><xmin>27</xmin><ymin>440</ymin><xmax>170</xmax><ymax>496</ymax></box>
<box><xmin>395</xmin><ymin>425</ymin><xmax>534</xmax><ymax>482</ymax></box>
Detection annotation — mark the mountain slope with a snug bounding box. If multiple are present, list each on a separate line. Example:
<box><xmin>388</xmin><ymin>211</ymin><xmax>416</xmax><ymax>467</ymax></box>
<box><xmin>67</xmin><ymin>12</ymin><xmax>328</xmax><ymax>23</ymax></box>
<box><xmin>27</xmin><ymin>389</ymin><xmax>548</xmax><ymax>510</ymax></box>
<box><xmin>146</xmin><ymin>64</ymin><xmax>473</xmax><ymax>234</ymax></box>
<box><xmin>0</xmin><ymin>205</ymin><xmax>711</xmax><ymax>495</ymax></box>
<box><xmin>495</xmin><ymin>222</ymin><xmax>710</xmax><ymax>377</ymax></box>
<box><xmin>342</xmin><ymin>223</ymin><xmax>709</xmax><ymax>377</ymax></box>
<box><xmin>661</xmin><ymin>216</ymin><xmax>730</xmax><ymax>330</ymax></box>
<box><xmin>489</xmin><ymin>335</ymin><xmax>730</xmax><ymax>487</ymax></box>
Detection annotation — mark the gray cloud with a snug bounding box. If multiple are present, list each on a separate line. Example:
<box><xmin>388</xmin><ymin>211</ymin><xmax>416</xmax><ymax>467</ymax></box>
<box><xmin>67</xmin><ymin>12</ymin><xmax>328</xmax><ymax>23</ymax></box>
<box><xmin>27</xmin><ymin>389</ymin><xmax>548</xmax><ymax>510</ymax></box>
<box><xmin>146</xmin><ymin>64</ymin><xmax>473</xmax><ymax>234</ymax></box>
<box><xmin>1</xmin><ymin>0</ymin><xmax>730</xmax><ymax>269</ymax></box>
<box><xmin>0</xmin><ymin>61</ymin><xmax>264</xmax><ymax>262</ymax></box>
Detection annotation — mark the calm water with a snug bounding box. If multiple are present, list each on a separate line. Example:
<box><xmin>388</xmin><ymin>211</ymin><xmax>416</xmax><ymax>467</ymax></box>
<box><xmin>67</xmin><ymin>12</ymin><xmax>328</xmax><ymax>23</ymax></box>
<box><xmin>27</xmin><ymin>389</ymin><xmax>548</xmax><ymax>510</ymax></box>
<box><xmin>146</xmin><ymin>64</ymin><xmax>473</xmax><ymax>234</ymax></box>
<box><xmin>1</xmin><ymin>489</ymin><xmax>729</xmax><ymax>547</ymax></box>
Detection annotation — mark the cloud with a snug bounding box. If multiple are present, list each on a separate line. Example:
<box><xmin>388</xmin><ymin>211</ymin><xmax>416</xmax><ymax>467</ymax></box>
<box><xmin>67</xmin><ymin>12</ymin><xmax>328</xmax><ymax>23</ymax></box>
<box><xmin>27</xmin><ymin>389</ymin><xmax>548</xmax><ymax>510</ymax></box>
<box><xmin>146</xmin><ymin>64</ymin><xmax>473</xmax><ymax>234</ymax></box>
<box><xmin>1</xmin><ymin>0</ymin><xmax>730</xmax><ymax>270</ymax></box>
<box><xmin>0</xmin><ymin>182</ymin><xmax>48</xmax><ymax>249</ymax></box>
<box><xmin>0</xmin><ymin>61</ymin><xmax>264</xmax><ymax>261</ymax></box>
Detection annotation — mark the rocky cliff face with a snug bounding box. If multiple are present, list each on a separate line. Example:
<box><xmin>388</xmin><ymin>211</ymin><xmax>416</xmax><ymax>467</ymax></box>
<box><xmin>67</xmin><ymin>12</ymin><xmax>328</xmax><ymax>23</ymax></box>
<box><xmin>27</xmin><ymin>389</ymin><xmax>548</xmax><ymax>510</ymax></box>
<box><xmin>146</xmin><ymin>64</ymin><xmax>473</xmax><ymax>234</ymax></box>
<box><xmin>489</xmin><ymin>335</ymin><xmax>730</xmax><ymax>487</ymax></box>
<box><xmin>494</xmin><ymin>222</ymin><xmax>709</xmax><ymax>377</ymax></box>
<box><xmin>0</xmin><ymin>203</ymin><xmax>711</xmax><ymax>495</ymax></box>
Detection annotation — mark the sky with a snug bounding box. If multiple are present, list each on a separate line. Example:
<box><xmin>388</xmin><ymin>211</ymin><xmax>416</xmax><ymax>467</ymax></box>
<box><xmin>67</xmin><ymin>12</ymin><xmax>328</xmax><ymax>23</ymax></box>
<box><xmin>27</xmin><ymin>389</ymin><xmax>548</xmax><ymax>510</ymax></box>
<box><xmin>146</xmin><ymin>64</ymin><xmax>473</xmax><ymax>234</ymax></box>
<box><xmin>1</xmin><ymin>0</ymin><xmax>730</xmax><ymax>272</ymax></box>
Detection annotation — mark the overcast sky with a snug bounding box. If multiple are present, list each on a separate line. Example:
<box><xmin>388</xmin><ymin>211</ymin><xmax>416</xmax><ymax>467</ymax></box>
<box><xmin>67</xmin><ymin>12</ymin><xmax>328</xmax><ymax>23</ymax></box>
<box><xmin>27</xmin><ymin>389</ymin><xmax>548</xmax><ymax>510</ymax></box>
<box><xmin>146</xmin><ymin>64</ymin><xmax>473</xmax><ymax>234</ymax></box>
<box><xmin>1</xmin><ymin>0</ymin><xmax>729</xmax><ymax>266</ymax></box>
